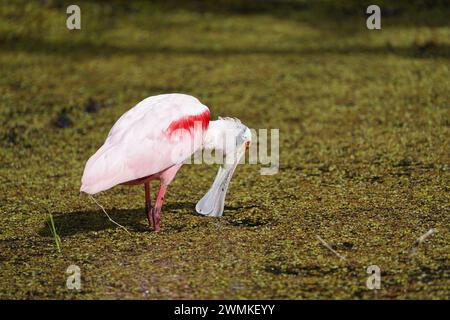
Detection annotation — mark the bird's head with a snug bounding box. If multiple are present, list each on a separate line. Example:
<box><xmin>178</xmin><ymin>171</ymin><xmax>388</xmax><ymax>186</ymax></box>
<box><xmin>196</xmin><ymin>117</ymin><xmax>251</xmax><ymax>217</ymax></box>
<box><xmin>203</xmin><ymin>117</ymin><xmax>251</xmax><ymax>158</ymax></box>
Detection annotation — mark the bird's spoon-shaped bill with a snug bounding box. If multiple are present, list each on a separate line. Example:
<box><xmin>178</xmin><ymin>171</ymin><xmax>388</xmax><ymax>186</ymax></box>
<box><xmin>195</xmin><ymin>144</ymin><xmax>247</xmax><ymax>217</ymax></box>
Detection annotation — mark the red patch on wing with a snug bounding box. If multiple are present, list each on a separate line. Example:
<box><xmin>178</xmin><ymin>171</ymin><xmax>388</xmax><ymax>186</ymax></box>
<box><xmin>166</xmin><ymin>110</ymin><xmax>210</xmax><ymax>137</ymax></box>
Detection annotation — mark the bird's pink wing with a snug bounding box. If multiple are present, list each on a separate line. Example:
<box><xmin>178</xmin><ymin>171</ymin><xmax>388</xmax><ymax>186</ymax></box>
<box><xmin>80</xmin><ymin>94</ymin><xmax>210</xmax><ymax>194</ymax></box>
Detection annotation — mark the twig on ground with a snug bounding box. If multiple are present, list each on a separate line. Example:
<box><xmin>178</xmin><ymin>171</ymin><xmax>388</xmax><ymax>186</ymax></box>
<box><xmin>316</xmin><ymin>235</ymin><xmax>346</xmax><ymax>261</ymax></box>
<box><xmin>409</xmin><ymin>228</ymin><xmax>436</xmax><ymax>257</ymax></box>
<box><xmin>89</xmin><ymin>195</ymin><xmax>131</xmax><ymax>235</ymax></box>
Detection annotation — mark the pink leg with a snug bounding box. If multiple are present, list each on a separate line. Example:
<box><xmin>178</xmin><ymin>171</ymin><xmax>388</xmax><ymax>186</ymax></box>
<box><xmin>153</xmin><ymin>184</ymin><xmax>167</xmax><ymax>232</ymax></box>
<box><xmin>144</xmin><ymin>182</ymin><xmax>153</xmax><ymax>227</ymax></box>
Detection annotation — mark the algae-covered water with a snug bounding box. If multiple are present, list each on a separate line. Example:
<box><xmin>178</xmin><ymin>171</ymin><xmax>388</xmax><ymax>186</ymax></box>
<box><xmin>0</xmin><ymin>1</ymin><xmax>449</xmax><ymax>299</ymax></box>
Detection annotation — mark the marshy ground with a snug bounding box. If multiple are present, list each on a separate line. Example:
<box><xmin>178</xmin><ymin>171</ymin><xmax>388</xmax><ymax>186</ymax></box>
<box><xmin>0</xmin><ymin>1</ymin><xmax>449</xmax><ymax>299</ymax></box>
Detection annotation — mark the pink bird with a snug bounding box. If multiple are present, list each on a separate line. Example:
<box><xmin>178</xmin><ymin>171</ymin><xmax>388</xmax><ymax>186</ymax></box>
<box><xmin>80</xmin><ymin>93</ymin><xmax>251</xmax><ymax>232</ymax></box>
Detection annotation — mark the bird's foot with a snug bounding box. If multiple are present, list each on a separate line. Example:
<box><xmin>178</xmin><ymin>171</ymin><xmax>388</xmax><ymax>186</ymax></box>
<box><xmin>145</xmin><ymin>206</ymin><xmax>160</xmax><ymax>232</ymax></box>
<box><xmin>146</xmin><ymin>205</ymin><xmax>153</xmax><ymax>228</ymax></box>
<box><xmin>153</xmin><ymin>208</ymin><xmax>161</xmax><ymax>233</ymax></box>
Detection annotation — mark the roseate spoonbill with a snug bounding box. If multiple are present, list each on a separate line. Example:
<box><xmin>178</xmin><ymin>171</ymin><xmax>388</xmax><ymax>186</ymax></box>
<box><xmin>80</xmin><ymin>93</ymin><xmax>251</xmax><ymax>232</ymax></box>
